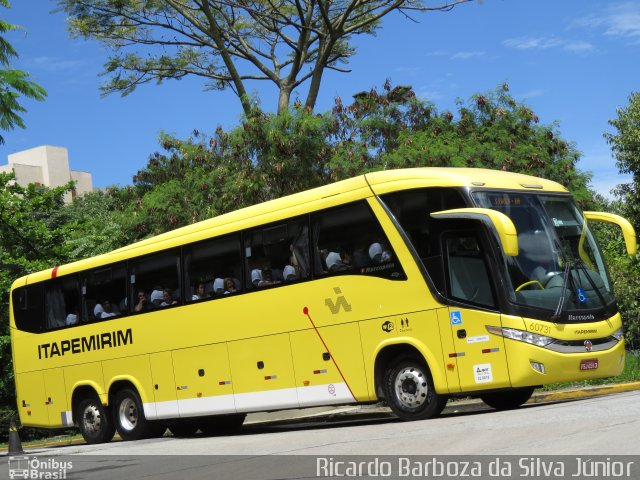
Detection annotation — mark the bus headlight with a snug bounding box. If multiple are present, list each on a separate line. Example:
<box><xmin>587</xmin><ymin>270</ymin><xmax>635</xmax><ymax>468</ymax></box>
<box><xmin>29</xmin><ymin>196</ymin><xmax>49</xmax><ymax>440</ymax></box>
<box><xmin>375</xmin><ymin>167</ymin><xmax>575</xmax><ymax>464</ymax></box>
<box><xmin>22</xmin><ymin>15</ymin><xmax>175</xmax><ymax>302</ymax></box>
<box><xmin>486</xmin><ymin>326</ymin><xmax>554</xmax><ymax>347</ymax></box>
<box><xmin>612</xmin><ymin>327</ymin><xmax>624</xmax><ymax>341</ymax></box>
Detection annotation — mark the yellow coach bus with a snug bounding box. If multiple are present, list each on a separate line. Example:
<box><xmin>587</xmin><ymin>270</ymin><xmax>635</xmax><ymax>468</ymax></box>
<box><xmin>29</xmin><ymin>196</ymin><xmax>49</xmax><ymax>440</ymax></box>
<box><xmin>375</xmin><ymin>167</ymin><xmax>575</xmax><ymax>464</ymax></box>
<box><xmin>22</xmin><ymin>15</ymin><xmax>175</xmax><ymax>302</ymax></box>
<box><xmin>9</xmin><ymin>168</ymin><xmax>637</xmax><ymax>444</ymax></box>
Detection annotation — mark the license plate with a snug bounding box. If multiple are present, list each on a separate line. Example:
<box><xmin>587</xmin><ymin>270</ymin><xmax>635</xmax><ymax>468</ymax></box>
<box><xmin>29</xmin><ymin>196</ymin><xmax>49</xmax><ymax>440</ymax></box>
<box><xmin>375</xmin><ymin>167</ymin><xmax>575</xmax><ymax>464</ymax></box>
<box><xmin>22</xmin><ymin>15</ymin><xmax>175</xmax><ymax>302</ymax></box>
<box><xmin>580</xmin><ymin>359</ymin><xmax>598</xmax><ymax>371</ymax></box>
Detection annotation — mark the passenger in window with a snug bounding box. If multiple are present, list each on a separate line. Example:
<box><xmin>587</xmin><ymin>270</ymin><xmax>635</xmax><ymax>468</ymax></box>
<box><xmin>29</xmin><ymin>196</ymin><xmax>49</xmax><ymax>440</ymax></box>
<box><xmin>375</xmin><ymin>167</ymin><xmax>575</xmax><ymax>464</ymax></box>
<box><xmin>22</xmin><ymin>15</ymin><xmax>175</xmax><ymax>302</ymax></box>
<box><xmin>223</xmin><ymin>277</ymin><xmax>238</xmax><ymax>294</ymax></box>
<box><xmin>160</xmin><ymin>288</ymin><xmax>178</xmax><ymax>307</ymax></box>
<box><xmin>213</xmin><ymin>278</ymin><xmax>224</xmax><ymax>295</ymax></box>
<box><xmin>369</xmin><ymin>242</ymin><xmax>392</xmax><ymax>264</ymax></box>
<box><xmin>283</xmin><ymin>265</ymin><xmax>297</xmax><ymax>282</ymax></box>
<box><xmin>94</xmin><ymin>299</ymin><xmax>119</xmax><ymax>319</ymax></box>
<box><xmin>259</xmin><ymin>268</ymin><xmax>281</xmax><ymax>287</ymax></box>
<box><xmin>192</xmin><ymin>282</ymin><xmax>209</xmax><ymax>301</ymax></box>
<box><xmin>325</xmin><ymin>251</ymin><xmax>353</xmax><ymax>272</ymax></box>
<box><xmin>134</xmin><ymin>290</ymin><xmax>150</xmax><ymax>312</ymax></box>
<box><xmin>65</xmin><ymin>307</ymin><xmax>79</xmax><ymax>326</ymax></box>
<box><xmin>150</xmin><ymin>289</ymin><xmax>164</xmax><ymax>306</ymax></box>
<box><xmin>251</xmin><ymin>269</ymin><xmax>262</xmax><ymax>287</ymax></box>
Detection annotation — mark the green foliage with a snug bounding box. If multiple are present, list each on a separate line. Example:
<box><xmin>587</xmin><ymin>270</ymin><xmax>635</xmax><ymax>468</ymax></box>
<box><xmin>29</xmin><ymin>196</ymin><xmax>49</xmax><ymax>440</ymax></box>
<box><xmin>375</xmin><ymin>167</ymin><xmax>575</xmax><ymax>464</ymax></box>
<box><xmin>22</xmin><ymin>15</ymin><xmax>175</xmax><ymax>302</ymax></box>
<box><xmin>120</xmin><ymin>108</ymin><xmax>336</xmax><ymax>238</ymax></box>
<box><xmin>328</xmin><ymin>82</ymin><xmax>594</xmax><ymax>205</ymax></box>
<box><xmin>0</xmin><ymin>1</ymin><xmax>47</xmax><ymax>144</ymax></box>
<box><xmin>115</xmin><ymin>82</ymin><xmax>595</xmax><ymax>244</ymax></box>
<box><xmin>605</xmin><ymin>91</ymin><xmax>640</xmax><ymax>231</ymax></box>
<box><xmin>0</xmin><ymin>173</ymin><xmax>75</xmax><ymax>408</ymax></box>
<box><xmin>601</xmin><ymin>92</ymin><xmax>640</xmax><ymax>348</ymax></box>
<box><xmin>63</xmin><ymin>189</ymin><xmax>132</xmax><ymax>258</ymax></box>
<box><xmin>591</xmin><ymin>200</ymin><xmax>640</xmax><ymax>349</ymax></box>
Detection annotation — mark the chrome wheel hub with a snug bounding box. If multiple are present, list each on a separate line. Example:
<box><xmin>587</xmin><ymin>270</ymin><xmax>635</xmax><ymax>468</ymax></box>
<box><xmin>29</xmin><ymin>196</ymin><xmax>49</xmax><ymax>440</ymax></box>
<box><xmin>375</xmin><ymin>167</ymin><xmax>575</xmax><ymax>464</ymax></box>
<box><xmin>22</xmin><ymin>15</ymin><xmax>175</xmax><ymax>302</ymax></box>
<box><xmin>82</xmin><ymin>404</ymin><xmax>103</xmax><ymax>434</ymax></box>
<box><xmin>394</xmin><ymin>366</ymin><xmax>429</xmax><ymax>409</ymax></box>
<box><xmin>118</xmin><ymin>397</ymin><xmax>138</xmax><ymax>431</ymax></box>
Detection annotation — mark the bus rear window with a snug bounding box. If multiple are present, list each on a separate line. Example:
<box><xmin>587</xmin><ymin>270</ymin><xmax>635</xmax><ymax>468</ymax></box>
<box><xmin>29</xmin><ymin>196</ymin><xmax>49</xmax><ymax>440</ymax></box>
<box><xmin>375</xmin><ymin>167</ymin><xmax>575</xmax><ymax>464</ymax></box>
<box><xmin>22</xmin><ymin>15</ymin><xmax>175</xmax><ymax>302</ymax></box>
<box><xmin>12</xmin><ymin>284</ymin><xmax>44</xmax><ymax>333</ymax></box>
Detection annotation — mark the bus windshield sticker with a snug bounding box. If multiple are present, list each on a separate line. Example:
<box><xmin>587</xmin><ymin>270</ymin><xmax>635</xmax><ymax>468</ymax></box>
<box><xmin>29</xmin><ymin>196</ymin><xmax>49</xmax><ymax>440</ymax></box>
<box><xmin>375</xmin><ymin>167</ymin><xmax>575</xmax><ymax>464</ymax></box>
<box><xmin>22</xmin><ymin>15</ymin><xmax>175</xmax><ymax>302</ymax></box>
<box><xmin>450</xmin><ymin>311</ymin><xmax>462</xmax><ymax>326</ymax></box>
<box><xmin>577</xmin><ymin>288</ymin><xmax>588</xmax><ymax>303</ymax></box>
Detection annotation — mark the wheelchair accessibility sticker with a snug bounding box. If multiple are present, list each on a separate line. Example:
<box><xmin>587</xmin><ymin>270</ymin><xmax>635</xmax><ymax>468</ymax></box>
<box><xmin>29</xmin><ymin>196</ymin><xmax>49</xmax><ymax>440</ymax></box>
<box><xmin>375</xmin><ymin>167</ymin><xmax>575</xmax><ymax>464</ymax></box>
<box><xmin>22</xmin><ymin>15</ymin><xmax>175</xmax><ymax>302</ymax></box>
<box><xmin>577</xmin><ymin>288</ymin><xmax>588</xmax><ymax>304</ymax></box>
<box><xmin>450</xmin><ymin>310</ymin><xmax>462</xmax><ymax>326</ymax></box>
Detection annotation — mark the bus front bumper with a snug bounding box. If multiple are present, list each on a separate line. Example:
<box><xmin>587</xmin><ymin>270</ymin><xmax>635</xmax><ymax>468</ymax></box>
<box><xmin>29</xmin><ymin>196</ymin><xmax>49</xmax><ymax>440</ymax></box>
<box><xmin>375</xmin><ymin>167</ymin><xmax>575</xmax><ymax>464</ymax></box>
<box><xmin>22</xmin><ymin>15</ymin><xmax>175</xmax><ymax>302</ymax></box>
<box><xmin>504</xmin><ymin>337</ymin><xmax>626</xmax><ymax>387</ymax></box>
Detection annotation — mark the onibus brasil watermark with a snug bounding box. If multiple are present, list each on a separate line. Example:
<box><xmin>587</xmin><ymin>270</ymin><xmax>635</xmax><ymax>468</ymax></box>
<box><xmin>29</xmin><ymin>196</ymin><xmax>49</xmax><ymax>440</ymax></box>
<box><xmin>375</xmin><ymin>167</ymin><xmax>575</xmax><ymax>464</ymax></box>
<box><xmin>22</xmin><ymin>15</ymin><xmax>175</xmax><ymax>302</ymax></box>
<box><xmin>8</xmin><ymin>456</ymin><xmax>73</xmax><ymax>479</ymax></box>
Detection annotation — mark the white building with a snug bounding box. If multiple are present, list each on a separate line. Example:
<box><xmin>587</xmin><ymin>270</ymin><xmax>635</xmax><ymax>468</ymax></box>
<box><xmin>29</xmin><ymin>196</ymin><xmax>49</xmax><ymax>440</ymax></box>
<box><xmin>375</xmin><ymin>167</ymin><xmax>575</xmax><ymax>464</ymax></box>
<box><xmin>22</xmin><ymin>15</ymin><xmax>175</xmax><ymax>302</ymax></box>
<box><xmin>0</xmin><ymin>145</ymin><xmax>93</xmax><ymax>203</ymax></box>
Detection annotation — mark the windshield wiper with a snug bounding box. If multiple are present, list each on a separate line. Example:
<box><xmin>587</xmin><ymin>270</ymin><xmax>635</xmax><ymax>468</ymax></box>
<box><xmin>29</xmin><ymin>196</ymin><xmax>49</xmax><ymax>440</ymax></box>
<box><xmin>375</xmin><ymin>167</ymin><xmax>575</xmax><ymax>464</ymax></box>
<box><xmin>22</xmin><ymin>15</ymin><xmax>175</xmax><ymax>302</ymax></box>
<box><xmin>550</xmin><ymin>260</ymin><xmax>572</xmax><ymax>322</ymax></box>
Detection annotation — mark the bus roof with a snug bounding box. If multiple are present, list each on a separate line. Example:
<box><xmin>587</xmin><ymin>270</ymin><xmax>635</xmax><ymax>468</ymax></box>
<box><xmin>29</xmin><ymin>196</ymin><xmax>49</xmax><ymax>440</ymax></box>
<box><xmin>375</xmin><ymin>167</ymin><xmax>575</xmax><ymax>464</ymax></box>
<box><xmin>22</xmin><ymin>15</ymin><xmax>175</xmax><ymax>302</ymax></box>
<box><xmin>15</xmin><ymin>167</ymin><xmax>568</xmax><ymax>285</ymax></box>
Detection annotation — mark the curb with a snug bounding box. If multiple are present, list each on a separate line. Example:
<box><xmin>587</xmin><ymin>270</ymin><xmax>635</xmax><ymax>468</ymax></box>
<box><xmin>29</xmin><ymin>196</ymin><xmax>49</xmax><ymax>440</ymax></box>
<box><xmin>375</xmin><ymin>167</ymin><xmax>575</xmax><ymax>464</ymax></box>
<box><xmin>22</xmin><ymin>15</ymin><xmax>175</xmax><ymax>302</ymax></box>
<box><xmin>529</xmin><ymin>381</ymin><xmax>640</xmax><ymax>403</ymax></box>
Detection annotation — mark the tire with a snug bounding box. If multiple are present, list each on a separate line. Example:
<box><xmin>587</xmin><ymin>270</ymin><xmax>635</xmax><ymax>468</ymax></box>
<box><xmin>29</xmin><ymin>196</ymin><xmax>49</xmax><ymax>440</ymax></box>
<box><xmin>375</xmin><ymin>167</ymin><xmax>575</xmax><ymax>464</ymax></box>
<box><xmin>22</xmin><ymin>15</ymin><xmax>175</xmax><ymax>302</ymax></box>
<box><xmin>168</xmin><ymin>422</ymin><xmax>199</xmax><ymax>437</ymax></box>
<box><xmin>113</xmin><ymin>387</ymin><xmax>157</xmax><ymax>441</ymax></box>
<box><xmin>481</xmin><ymin>387</ymin><xmax>535</xmax><ymax>410</ymax></box>
<box><xmin>383</xmin><ymin>357</ymin><xmax>447</xmax><ymax>421</ymax></box>
<box><xmin>76</xmin><ymin>396</ymin><xmax>116</xmax><ymax>444</ymax></box>
<box><xmin>199</xmin><ymin>414</ymin><xmax>246</xmax><ymax>436</ymax></box>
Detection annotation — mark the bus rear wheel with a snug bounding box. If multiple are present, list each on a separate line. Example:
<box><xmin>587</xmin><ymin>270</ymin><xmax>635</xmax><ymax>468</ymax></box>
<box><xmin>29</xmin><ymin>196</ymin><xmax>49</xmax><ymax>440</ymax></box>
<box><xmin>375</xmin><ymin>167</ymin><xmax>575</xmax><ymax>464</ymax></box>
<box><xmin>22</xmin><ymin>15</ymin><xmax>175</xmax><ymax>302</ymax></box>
<box><xmin>76</xmin><ymin>397</ymin><xmax>116</xmax><ymax>444</ymax></box>
<box><xmin>113</xmin><ymin>387</ymin><xmax>161</xmax><ymax>440</ymax></box>
<box><xmin>383</xmin><ymin>357</ymin><xmax>447</xmax><ymax>421</ymax></box>
<box><xmin>481</xmin><ymin>387</ymin><xmax>535</xmax><ymax>410</ymax></box>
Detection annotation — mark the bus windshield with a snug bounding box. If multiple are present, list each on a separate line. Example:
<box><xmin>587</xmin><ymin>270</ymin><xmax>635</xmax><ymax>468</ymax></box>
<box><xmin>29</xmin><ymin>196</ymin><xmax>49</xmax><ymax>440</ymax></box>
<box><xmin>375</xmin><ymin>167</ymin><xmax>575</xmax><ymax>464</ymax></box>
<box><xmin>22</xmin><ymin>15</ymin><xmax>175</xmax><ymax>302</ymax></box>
<box><xmin>472</xmin><ymin>191</ymin><xmax>615</xmax><ymax>318</ymax></box>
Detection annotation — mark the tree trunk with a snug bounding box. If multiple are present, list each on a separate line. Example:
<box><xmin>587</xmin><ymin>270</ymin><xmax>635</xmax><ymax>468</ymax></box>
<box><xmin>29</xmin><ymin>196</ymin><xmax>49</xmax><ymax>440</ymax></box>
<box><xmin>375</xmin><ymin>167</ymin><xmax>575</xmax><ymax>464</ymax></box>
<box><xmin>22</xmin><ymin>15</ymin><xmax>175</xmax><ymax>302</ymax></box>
<box><xmin>304</xmin><ymin>68</ymin><xmax>324</xmax><ymax>112</ymax></box>
<box><xmin>277</xmin><ymin>86</ymin><xmax>292</xmax><ymax>115</ymax></box>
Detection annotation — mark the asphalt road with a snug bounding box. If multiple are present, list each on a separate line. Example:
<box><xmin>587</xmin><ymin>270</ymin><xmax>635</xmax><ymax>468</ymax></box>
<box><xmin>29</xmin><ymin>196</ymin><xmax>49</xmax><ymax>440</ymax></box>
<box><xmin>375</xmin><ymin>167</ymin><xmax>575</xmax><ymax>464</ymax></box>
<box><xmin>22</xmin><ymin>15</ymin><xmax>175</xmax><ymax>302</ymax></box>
<box><xmin>2</xmin><ymin>391</ymin><xmax>639</xmax><ymax>479</ymax></box>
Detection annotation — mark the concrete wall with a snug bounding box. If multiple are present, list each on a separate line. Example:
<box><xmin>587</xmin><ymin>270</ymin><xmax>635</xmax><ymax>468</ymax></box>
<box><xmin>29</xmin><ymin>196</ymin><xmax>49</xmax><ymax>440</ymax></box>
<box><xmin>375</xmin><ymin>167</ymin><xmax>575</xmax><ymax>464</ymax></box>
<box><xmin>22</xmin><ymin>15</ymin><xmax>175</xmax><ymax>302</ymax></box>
<box><xmin>2</xmin><ymin>145</ymin><xmax>93</xmax><ymax>203</ymax></box>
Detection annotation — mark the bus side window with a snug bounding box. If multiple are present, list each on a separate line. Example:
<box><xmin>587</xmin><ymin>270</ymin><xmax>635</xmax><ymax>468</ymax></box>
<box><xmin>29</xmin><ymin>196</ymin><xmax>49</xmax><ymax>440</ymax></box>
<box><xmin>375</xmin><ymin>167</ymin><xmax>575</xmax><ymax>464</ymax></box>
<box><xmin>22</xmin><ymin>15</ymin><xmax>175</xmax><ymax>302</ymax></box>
<box><xmin>244</xmin><ymin>219</ymin><xmax>310</xmax><ymax>290</ymax></box>
<box><xmin>45</xmin><ymin>275</ymin><xmax>82</xmax><ymax>330</ymax></box>
<box><xmin>183</xmin><ymin>234</ymin><xmax>243</xmax><ymax>302</ymax></box>
<box><xmin>82</xmin><ymin>263</ymin><xmax>128</xmax><ymax>322</ymax></box>
<box><xmin>130</xmin><ymin>249</ymin><xmax>181</xmax><ymax>313</ymax></box>
<box><xmin>311</xmin><ymin>201</ymin><xmax>405</xmax><ymax>280</ymax></box>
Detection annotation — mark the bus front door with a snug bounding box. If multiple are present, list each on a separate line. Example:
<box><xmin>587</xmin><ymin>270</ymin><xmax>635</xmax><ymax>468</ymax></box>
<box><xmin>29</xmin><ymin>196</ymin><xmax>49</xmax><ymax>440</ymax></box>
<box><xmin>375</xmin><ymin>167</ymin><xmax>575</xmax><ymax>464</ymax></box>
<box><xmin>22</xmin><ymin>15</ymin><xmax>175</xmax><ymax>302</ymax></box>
<box><xmin>443</xmin><ymin>232</ymin><xmax>510</xmax><ymax>392</ymax></box>
<box><xmin>447</xmin><ymin>307</ymin><xmax>510</xmax><ymax>391</ymax></box>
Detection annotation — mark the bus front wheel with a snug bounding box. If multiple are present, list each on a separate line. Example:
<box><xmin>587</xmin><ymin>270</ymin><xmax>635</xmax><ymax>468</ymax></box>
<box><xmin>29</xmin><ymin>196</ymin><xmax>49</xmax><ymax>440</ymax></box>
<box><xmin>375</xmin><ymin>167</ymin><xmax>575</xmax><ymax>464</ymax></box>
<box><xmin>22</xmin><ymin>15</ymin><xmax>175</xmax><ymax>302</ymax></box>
<box><xmin>480</xmin><ymin>387</ymin><xmax>535</xmax><ymax>410</ymax></box>
<box><xmin>113</xmin><ymin>387</ymin><xmax>162</xmax><ymax>440</ymax></box>
<box><xmin>76</xmin><ymin>397</ymin><xmax>116</xmax><ymax>444</ymax></box>
<box><xmin>383</xmin><ymin>357</ymin><xmax>447</xmax><ymax>421</ymax></box>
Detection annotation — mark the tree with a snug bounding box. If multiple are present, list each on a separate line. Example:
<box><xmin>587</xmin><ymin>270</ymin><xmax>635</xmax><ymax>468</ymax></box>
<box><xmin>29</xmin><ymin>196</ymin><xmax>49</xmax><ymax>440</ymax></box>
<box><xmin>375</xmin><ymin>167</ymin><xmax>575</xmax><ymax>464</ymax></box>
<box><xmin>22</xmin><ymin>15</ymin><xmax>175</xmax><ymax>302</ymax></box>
<box><xmin>58</xmin><ymin>0</ymin><xmax>470</xmax><ymax>115</ymax></box>
<box><xmin>63</xmin><ymin>189</ymin><xmax>132</xmax><ymax>257</ymax></box>
<box><xmin>116</xmin><ymin>82</ymin><xmax>595</xmax><ymax>243</ymax></box>
<box><xmin>0</xmin><ymin>0</ymin><xmax>47</xmax><ymax>145</ymax></box>
<box><xmin>0</xmin><ymin>172</ymin><xmax>74</xmax><ymax>408</ymax></box>
<box><xmin>602</xmin><ymin>92</ymin><xmax>640</xmax><ymax>349</ymax></box>
<box><xmin>327</xmin><ymin>81</ymin><xmax>594</xmax><ymax>204</ymax></box>
<box><xmin>605</xmin><ymin>91</ymin><xmax>640</xmax><ymax>230</ymax></box>
<box><xmin>118</xmin><ymin>107</ymin><xmax>336</xmax><ymax>238</ymax></box>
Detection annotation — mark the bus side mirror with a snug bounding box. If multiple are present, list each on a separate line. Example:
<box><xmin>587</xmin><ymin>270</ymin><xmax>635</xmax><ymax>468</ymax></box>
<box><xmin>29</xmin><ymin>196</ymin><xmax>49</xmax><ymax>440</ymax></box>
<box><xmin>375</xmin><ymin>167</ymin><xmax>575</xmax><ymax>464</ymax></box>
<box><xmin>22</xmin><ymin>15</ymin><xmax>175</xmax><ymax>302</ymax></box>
<box><xmin>584</xmin><ymin>211</ymin><xmax>637</xmax><ymax>256</ymax></box>
<box><xmin>430</xmin><ymin>208</ymin><xmax>519</xmax><ymax>257</ymax></box>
